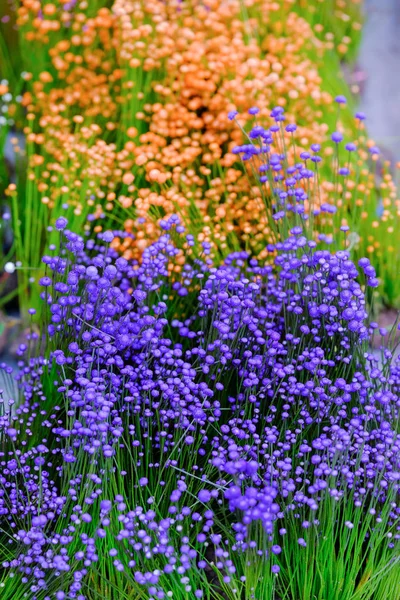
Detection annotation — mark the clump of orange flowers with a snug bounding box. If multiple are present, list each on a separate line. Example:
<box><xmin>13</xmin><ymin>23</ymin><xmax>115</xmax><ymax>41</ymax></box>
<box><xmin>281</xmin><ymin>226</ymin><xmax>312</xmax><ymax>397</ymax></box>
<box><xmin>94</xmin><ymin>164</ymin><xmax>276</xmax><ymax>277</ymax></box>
<box><xmin>14</xmin><ymin>1</ymin><xmax>332</xmax><ymax>242</ymax></box>
<box><xmin>9</xmin><ymin>0</ymin><xmax>400</xmax><ymax>305</ymax></box>
<box><xmin>111</xmin><ymin>0</ymin><xmax>335</xmax><ymax>257</ymax></box>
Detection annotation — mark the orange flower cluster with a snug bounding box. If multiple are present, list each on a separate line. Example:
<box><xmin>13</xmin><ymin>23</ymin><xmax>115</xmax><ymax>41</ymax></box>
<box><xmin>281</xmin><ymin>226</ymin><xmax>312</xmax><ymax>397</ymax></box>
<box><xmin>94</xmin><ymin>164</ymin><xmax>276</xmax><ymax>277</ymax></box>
<box><xmin>111</xmin><ymin>0</ymin><xmax>335</xmax><ymax>257</ymax></box>
<box><xmin>15</xmin><ymin>2</ymin><xmax>325</xmax><ymax>245</ymax></box>
<box><xmin>12</xmin><ymin>0</ymin><xmax>399</xmax><ymax>285</ymax></box>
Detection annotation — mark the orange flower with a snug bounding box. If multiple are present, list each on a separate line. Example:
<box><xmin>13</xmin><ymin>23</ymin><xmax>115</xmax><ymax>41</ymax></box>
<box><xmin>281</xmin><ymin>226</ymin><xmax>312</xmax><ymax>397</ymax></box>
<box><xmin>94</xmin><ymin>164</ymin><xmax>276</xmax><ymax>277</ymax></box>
<box><xmin>13</xmin><ymin>0</ymin><xmax>397</xmax><ymax>277</ymax></box>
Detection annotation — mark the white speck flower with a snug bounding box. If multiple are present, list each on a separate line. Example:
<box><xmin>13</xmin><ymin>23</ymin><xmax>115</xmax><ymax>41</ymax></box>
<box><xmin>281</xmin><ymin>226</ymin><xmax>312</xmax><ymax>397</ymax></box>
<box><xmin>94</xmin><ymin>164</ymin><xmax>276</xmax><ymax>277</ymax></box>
<box><xmin>4</xmin><ymin>262</ymin><xmax>15</xmax><ymax>274</ymax></box>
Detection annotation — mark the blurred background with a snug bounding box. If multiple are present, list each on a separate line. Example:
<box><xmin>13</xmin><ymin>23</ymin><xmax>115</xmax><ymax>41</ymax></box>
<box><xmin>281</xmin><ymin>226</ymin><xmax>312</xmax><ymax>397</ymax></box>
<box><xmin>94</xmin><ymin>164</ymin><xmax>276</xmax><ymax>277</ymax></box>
<box><xmin>359</xmin><ymin>0</ymin><xmax>400</xmax><ymax>163</ymax></box>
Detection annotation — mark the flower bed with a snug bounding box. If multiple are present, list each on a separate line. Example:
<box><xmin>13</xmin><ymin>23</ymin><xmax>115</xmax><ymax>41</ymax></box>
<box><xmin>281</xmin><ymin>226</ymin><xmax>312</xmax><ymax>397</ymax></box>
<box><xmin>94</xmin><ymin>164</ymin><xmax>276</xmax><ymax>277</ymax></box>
<box><xmin>0</xmin><ymin>2</ymin><xmax>399</xmax><ymax>599</ymax></box>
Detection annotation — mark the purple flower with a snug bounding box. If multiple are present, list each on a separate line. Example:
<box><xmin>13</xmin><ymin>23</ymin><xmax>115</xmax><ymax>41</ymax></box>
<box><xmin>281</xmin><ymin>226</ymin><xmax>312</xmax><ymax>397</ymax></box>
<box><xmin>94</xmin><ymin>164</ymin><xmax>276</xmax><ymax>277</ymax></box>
<box><xmin>102</xmin><ymin>231</ymin><xmax>114</xmax><ymax>242</ymax></box>
<box><xmin>331</xmin><ymin>131</ymin><xmax>343</xmax><ymax>143</ymax></box>
<box><xmin>39</xmin><ymin>276</ymin><xmax>52</xmax><ymax>287</ymax></box>
<box><xmin>355</xmin><ymin>111</ymin><xmax>366</xmax><ymax>121</ymax></box>
<box><xmin>338</xmin><ymin>167</ymin><xmax>350</xmax><ymax>176</ymax></box>
<box><xmin>198</xmin><ymin>490</ymin><xmax>211</xmax><ymax>503</ymax></box>
<box><xmin>272</xmin><ymin>565</ymin><xmax>280</xmax><ymax>574</ymax></box>
<box><xmin>55</xmin><ymin>217</ymin><xmax>68</xmax><ymax>230</ymax></box>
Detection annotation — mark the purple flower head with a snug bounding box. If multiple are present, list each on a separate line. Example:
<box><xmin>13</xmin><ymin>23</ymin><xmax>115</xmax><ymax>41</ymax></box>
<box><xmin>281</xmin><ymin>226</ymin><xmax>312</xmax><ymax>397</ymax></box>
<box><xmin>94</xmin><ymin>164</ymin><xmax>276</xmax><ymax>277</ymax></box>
<box><xmin>249</xmin><ymin>125</ymin><xmax>265</xmax><ymax>139</ymax></box>
<box><xmin>369</xmin><ymin>146</ymin><xmax>380</xmax><ymax>156</ymax></box>
<box><xmin>198</xmin><ymin>490</ymin><xmax>211</xmax><ymax>503</ymax></box>
<box><xmin>331</xmin><ymin>131</ymin><xmax>343</xmax><ymax>144</ymax></box>
<box><xmin>272</xmin><ymin>565</ymin><xmax>280</xmax><ymax>574</ymax></box>
<box><xmin>102</xmin><ymin>231</ymin><xmax>114</xmax><ymax>242</ymax></box>
<box><xmin>358</xmin><ymin>257</ymin><xmax>370</xmax><ymax>268</ymax></box>
<box><xmin>100</xmin><ymin>500</ymin><xmax>112</xmax><ymax>513</ymax></box>
<box><xmin>355</xmin><ymin>111</ymin><xmax>366</xmax><ymax>121</ymax></box>
<box><xmin>39</xmin><ymin>276</ymin><xmax>52</xmax><ymax>287</ymax></box>
<box><xmin>338</xmin><ymin>167</ymin><xmax>350</xmax><ymax>176</ymax></box>
<box><xmin>55</xmin><ymin>217</ymin><xmax>68</xmax><ymax>230</ymax></box>
<box><xmin>270</xmin><ymin>106</ymin><xmax>284</xmax><ymax>118</ymax></box>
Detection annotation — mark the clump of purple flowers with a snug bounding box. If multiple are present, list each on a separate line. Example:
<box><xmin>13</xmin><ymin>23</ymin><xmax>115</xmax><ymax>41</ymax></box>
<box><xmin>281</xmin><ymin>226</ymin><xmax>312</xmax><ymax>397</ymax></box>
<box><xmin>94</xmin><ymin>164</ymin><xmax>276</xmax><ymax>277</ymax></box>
<box><xmin>228</xmin><ymin>104</ymin><xmax>390</xmax><ymax>276</ymax></box>
<box><xmin>0</xmin><ymin>216</ymin><xmax>399</xmax><ymax>600</ymax></box>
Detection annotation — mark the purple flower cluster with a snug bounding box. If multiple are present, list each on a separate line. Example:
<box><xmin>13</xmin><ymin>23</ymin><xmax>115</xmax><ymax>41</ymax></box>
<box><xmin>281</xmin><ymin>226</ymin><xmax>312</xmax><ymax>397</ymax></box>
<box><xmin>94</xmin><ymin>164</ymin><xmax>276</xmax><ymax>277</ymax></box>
<box><xmin>0</xmin><ymin>217</ymin><xmax>399</xmax><ymax>598</ymax></box>
<box><xmin>229</xmin><ymin>106</ymin><xmax>381</xmax><ymax>241</ymax></box>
